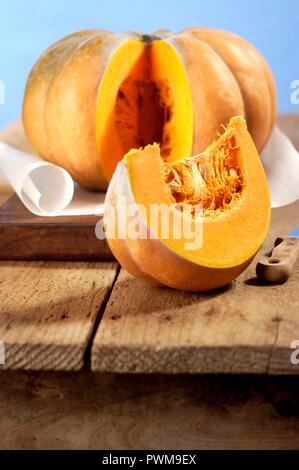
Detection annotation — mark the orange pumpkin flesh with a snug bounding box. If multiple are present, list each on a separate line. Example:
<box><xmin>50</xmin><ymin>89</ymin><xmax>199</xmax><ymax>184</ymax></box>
<box><xmin>96</xmin><ymin>38</ymin><xmax>193</xmax><ymax>181</ymax></box>
<box><xmin>23</xmin><ymin>28</ymin><xmax>276</xmax><ymax>190</ymax></box>
<box><xmin>104</xmin><ymin>116</ymin><xmax>271</xmax><ymax>292</ymax></box>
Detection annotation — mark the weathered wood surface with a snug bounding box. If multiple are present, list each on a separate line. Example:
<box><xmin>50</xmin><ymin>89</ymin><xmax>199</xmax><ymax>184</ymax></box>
<box><xmin>0</xmin><ymin>261</ymin><xmax>119</xmax><ymax>370</ymax></box>
<box><xmin>91</xmin><ymin>115</ymin><xmax>299</xmax><ymax>374</ymax></box>
<box><xmin>0</xmin><ymin>121</ymin><xmax>119</xmax><ymax>370</ymax></box>
<box><xmin>0</xmin><ymin>370</ymin><xmax>299</xmax><ymax>449</ymax></box>
<box><xmin>0</xmin><ymin>194</ymin><xmax>113</xmax><ymax>261</ymax></box>
<box><xmin>91</xmin><ymin>251</ymin><xmax>299</xmax><ymax>374</ymax></box>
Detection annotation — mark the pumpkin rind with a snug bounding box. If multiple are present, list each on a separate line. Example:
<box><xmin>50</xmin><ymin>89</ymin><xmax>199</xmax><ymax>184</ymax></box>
<box><xmin>104</xmin><ymin>117</ymin><xmax>271</xmax><ymax>292</ymax></box>
<box><xmin>168</xmin><ymin>33</ymin><xmax>245</xmax><ymax>154</ymax></box>
<box><xmin>184</xmin><ymin>27</ymin><xmax>276</xmax><ymax>150</ymax></box>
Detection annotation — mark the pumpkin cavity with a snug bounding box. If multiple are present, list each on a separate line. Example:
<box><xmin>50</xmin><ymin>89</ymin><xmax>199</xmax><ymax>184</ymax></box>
<box><xmin>163</xmin><ymin>127</ymin><xmax>244</xmax><ymax>217</ymax></box>
<box><xmin>115</xmin><ymin>75</ymin><xmax>173</xmax><ymax>159</ymax></box>
<box><xmin>96</xmin><ymin>38</ymin><xmax>193</xmax><ymax>180</ymax></box>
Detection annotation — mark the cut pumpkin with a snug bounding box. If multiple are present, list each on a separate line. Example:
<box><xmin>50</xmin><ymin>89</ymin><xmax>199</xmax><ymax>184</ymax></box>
<box><xmin>96</xmin><ymin>38</ymin><xmax>193</xmax><ymax>181</ymax></box>
<box><xmin>104</xmin><ymin>116</ymin><xmax>271</xmax><ymax>292</ymax></box>
<box><xmin>23</xmin><ymin>28</ymin><xmax>276</xmax><ymax>190</ymax></box>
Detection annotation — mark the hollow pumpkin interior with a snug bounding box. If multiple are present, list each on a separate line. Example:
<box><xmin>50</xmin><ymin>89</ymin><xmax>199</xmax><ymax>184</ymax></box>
<box><xmin>123</xmin><ymin>116</ymin><xmax>270</xmax><ymax>268</ymax></box>
<box><xmin>96</xmin><ymin>39</ymin><xmax>193</xmax><ymax>180</ymax></box>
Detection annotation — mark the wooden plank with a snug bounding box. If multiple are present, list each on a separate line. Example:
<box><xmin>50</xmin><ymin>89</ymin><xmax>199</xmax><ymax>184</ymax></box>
<box><xmin>0</xmin><ymin>120</ymin><xmax>118</xmax><ymax>371</ymax></box>
<box><xmin>0</xmin><ymin>120</ymin><xmax>113</xmax><ymax>261</ymax></box>
<box><xmin>91</xmin><ymin>116</ymin><xmax>299</xmax><ymax>375</ymax></box>
<box><xmin>91</xmin><ymin>201</ymin><xmax>299</xmax><ymax>375</ymax></box>
<box><xmin>0</xmin><ymin>194</ymin><xmax>113</xmax><ymax>261</ymax></box>
<box><xmin>0</xmin><ymin>260</ymin><xmax>119</xmax><ymax>370</ymax></box>
<box><xmin>91</xmin><ymin>278</ymin><xmax>299</xmax><ymax>374</ymax></box>
<box><xmin>0</xmin><ymin>370</ymin><xmax>299</xmax><ymax>450</ymax></box>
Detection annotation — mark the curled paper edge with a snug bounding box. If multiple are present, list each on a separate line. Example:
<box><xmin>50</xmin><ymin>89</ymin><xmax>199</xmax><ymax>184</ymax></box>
<box><xmin>0</xmin><ymin>142</ymin><xmax>105</xmax><ymax>216</ymax></box>
<box><xmin>0</xmin><ymin>142</ymin><xmax>74</xmax><ymax>215</ymax></box>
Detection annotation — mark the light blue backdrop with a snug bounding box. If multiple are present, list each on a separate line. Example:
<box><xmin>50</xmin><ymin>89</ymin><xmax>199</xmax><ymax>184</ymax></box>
<box><xmin>0</xmin><ymin>0</ymin><xmax>298</xmax><ymax>128</ymax></box>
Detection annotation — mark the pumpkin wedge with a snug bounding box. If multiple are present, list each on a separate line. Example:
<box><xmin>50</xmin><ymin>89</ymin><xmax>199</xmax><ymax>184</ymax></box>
<box><xmin>23</xmin><ymin>28</ymin><xmax>276</xmax><ymax>190</ymax></box>
<box><xmin>104</xmin><ymin>116</ymin><xmax>271</xmax><ymax>292</ymax></box>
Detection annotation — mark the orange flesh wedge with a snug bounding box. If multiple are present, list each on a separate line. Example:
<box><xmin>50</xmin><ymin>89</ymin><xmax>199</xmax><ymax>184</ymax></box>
<box><xmin>104</xmin><ymin>116</ymin><xmax>271</xmax><ymax>291</ymax></box>
<box><xmin>96</xmin><ymin>39</ymin><xmax>193</xmax><ymax>180</ymax></box>
<box><xmin>123</xmin><ymin>116</ymin><xmax>270</xmax><ymax>269</ymax></box>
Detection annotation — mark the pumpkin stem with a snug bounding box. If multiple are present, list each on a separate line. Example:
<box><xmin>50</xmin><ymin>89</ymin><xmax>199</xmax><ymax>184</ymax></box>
<box><xmin>141</xmin><ymin>34</ymin><xmax>160</xmax><ymax>43</ymax></box>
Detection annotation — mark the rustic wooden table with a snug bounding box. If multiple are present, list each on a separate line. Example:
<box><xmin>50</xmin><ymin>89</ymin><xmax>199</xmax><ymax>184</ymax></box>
<box><xmin>0</xmin><ymin>115</ymin><xmax>298</xmax><ymax>449</ymax></box>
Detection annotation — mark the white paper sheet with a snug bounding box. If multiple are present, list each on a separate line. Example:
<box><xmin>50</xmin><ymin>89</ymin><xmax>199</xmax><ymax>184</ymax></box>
<box><xmin>0</xmin><ymin>126</ymin><xmax>298</xmax><ymax>216</ymax></box>
<box><xmin>0</xmin><ymin>142</ymin><xmax>105</xmax><ymax>216</ymax></box>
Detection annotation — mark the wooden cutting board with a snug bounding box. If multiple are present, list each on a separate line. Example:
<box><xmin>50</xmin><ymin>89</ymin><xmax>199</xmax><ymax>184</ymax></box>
<box><xmin>0</xmin><ymin>121</ymin><xmax>113</xmax><ymax>260</ymax></box>
<box><xmin>0</xmin><ymin>194</ymin><xmax>112</xmax><ymax>260</ymax></box>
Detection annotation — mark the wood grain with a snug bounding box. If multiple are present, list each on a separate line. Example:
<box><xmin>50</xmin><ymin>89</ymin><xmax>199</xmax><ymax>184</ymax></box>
<box><xmin>91</xmin><ymin>262</ymin><xmax>299</xmax><ymax>374</ymax></box>
<box><xmin>0</xmin><ymin>370</ymin><xmax>299</xmax><ymax>450</ymax></box>
<box><xmin>0</xmin><ymin>261</ymin><xmax>118</xmax><ymax>370</ymax></box>
<box><xmin>0</xmin><ymin>194</ymin><xmax>113</xmax><ymax>261</ymax></box>
<box><xmin>0</xmin><ymin>120</ymin><xmax>119</xmax><ymax>371</ymax></box>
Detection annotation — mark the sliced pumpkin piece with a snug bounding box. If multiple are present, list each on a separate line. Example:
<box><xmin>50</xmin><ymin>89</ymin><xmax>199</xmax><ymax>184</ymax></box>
<box><xmin>104</xmin><ymin>116</ymin><xmax>271</xmax><ymax>292</ymax></box>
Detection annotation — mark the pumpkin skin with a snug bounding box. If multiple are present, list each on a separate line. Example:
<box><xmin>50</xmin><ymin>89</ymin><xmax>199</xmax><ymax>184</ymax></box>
<box><xmin>104</xmin><ymin>116</ymin><xmax>271</xmax><ymax>292</ymax></box>
<box><xmin>23</xmin><ymin>28</ymin><xmax>276</xmax><ymax>190</ymax></box>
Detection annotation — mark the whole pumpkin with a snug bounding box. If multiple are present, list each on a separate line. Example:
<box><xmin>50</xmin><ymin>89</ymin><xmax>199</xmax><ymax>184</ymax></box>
<box><xmin>23</xmin><ymin>27</ymin><xmax>276</xmax><ymax>190</ymax></box>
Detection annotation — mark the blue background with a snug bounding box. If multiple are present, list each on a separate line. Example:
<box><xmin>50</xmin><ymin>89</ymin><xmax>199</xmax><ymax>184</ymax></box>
<box><xmin>0</xmin><ymin>0</ymin><xmax>298</xmax><ymax>128</ymax></box>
